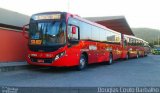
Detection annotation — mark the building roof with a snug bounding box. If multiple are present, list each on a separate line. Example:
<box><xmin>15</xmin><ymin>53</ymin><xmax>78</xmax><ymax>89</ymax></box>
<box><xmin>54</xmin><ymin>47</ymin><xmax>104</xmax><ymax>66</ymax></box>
<box><xmin>85</xmin><ymin>16</ymin><xmax>134</xmax><ymax>36</ymax></box>
<box><xmin>0</xmin><ymin>8</ymin><xmax>30</xmax><ymax>30</ymax></box>
<box><xmin>0</xmin><ymin>8</ymin><xmax>133</xmax><ymax>35</ymax></box>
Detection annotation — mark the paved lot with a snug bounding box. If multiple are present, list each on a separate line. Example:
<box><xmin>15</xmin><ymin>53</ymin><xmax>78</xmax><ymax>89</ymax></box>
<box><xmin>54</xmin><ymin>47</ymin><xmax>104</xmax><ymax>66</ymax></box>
<box><xmin>0</xmin><ymin>55</ymin><xmax>160</xmax><ymax>87</ymax></box>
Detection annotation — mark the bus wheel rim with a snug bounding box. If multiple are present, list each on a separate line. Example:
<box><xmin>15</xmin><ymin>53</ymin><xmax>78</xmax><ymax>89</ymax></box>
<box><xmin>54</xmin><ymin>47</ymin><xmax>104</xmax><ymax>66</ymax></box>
<box><xmin>80</xmin><ymin>57</ymin><xmax>85</xmax><ymax>68</ymax></box>
<box><xmin>109</xmin><ymin>54</ymin><xmax>112</xmax><ymax>64</ymax></box>
<box><xmin>126</xmin><ymin>54</ymin><xmax>129</xmax><ymax>59</ymax></box>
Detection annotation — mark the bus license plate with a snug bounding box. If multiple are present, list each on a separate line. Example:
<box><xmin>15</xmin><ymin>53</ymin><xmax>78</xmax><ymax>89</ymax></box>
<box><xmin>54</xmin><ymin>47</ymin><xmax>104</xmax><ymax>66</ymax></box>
<box><xmin>37</xmin><ymin>59</ymin><xmax>44</xmax><ymax>63</ymax></box>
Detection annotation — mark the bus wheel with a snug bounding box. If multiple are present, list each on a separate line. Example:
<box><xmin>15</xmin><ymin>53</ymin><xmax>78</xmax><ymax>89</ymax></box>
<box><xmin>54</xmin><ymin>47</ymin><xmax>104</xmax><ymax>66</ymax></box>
<box><xmin>144</xmin><ymin>52</ymin><xmax>147</xmax><ymax>57</ymax></box>
<box><xmin>77</xmin><ymin>54</ymin><xmax>87</xmax><ymax>70</ymax></box>
<box><xmin>136</xmin><ymin>52</ymin><xmax>139</xmax><ymax>58</ymax></box>
<box><xmin>107</xmin><ymin>53</ymin><xmax>113</xmax><ymax>65</ymax></box>
<box><xmin>125</xmin><ymin>52</ymin><xmax>129</xmax><ymax>60</ymax></box>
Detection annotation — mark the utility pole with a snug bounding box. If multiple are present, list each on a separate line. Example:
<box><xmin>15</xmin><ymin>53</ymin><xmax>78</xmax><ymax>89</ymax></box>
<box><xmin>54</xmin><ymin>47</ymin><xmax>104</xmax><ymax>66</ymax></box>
<box><xmin>158</xmin><ymin>35</ymin><xmax>160</xmax><ymax>47</ymax></box>
<box><xmin>153</xmin><ymin>38</ymin><xmax>155</xmax><ymax>45</ymax></box>
<box><xmin>155</xmin><ymin>37</ymin><xmax>156</xmax><ymax>46</ymax></box>
<box><xmin>67</xmin><ymin>0</ymin><xmax>70</xmax><ymax>12</ymax></box>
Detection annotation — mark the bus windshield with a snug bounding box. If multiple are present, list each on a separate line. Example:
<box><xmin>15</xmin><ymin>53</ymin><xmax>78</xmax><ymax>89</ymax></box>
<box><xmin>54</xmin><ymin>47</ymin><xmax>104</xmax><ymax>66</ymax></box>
<box><xmin>29</xmin><ymin>20</ymin><xmax>66</xmax><ymax>46</ymax></box>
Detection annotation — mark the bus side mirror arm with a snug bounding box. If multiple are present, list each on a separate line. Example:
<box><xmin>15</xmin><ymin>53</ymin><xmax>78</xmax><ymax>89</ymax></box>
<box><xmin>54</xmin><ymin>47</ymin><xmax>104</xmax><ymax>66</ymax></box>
<box><xmin>22</xmin><ymin>24</ymin><xmax>29</xmax><ymax>39</ymax></box>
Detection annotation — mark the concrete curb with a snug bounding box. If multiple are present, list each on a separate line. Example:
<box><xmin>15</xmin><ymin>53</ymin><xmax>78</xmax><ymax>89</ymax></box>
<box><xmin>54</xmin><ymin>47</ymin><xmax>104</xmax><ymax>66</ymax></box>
<box><xmin>0</xmin><ymin>62</ymin><xmax>46</xmax><ymax>72</ymax></box>
<box><xmin>0</xmin><ymin>62</ymin><xmax>34</xmax><ymax>72</ymax></box>
<box><xmin>0</xmin><ymin>65</ymin><xmax>29</xmax><ymax>72</ymax></box>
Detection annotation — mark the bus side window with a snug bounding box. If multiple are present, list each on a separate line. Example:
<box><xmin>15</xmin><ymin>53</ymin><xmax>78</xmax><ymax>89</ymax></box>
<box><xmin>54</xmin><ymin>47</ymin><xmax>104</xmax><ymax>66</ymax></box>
<box><xmin>68</xmin><ymin>25</ymin><xmax>79</xmax><ymax>44</ymax></box>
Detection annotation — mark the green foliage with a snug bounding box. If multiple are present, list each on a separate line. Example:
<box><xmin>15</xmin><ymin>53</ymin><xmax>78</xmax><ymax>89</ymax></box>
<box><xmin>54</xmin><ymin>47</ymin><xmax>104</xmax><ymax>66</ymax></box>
<box><xmin>132</xmin><ymin>28</ymin><xmax>160</xmax><ymax>47</ymax></box>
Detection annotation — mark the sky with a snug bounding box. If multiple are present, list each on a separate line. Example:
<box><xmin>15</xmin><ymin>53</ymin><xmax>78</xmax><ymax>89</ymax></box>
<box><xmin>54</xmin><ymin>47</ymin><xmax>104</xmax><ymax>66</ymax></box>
<box><xmin>0</xmin><ymin>0</ymin><xmax>160</xmax><ymax>30</ymax></box>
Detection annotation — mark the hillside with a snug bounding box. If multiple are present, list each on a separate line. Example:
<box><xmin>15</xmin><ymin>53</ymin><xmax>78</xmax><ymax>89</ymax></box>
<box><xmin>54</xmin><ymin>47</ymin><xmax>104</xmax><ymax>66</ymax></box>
<box><xmin>132</xmin><ymin>28</ymin><xmax>160</xmax><ymax>43</ymax></box>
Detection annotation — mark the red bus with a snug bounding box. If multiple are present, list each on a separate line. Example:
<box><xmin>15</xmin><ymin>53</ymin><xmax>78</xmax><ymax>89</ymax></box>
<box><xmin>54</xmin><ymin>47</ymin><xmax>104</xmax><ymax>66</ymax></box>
<box><xmin>122</xmin><ymin>34</ymin><xmax>150</xmax><ymax>59</ymax></box>
<box><xmin>22</xmin><ymin>12</ymin><xmax>149</xmax><ymax>70</ymax></box>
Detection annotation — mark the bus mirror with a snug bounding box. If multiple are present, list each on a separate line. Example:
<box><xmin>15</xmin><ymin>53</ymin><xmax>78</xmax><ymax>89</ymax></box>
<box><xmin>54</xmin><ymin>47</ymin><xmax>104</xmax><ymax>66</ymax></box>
<box><xmin>72</xmin><ymin>26</ymin><xmax>76</xmax><ymax>34</ymax></box>
<box><xmin>22</xmin><ymin>24</ymin><xmax>29</xmax><ymax>39</ymax></box>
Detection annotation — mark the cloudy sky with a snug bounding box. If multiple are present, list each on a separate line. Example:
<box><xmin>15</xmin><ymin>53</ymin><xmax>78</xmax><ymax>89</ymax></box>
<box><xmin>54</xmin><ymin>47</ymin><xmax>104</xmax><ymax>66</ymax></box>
<box><xmin>0</xmin><ymin>0</ymin><xmax>160</xmax><ymax>30</ymax></box>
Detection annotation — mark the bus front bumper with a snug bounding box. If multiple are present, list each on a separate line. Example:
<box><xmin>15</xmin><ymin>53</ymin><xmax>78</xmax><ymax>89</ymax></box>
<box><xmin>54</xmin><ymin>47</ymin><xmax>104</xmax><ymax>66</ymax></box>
<box><xmin>26</xmin><ymin>54</ymin><xmax>79</xmax><ymax>67</ymax></box>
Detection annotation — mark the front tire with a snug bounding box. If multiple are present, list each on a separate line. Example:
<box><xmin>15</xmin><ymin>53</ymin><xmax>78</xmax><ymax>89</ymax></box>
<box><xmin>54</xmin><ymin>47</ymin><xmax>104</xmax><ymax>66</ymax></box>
<box><xmin>144</xmin><ymin>52</ymin><xmax>147</xmax><ymax>57</ymax></box>
<box><xmin>136</xmin><ymin>52</ymin><xmax>139</xmax><ymax>58</ymax></box>
<box><xmin>107</xmin><ymin>53</ymin><xmax>113</xmax><ymax>65</ymax></box>
<box><xmin>77</xmin><ymin>54</ymin><xmax>87</xmax><ymax>70</ymax></box>
<box><xmin>125</xmin><ymin>52</ymin><xmax>129</xmax><ymax>60</ymax></box>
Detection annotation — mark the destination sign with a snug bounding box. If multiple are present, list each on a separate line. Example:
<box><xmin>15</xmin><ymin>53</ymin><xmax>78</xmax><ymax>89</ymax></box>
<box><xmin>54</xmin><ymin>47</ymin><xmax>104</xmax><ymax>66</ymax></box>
<box><xmin>34</xmin><ymin>14</ymin><xmax>61</xmax><ymax>20</ymax></box>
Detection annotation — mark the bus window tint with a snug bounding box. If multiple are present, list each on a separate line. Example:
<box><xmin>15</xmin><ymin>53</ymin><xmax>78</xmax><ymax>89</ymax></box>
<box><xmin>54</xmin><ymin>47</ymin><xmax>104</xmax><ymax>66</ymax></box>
<box><xmin>92</xmin><ymin>26</ymin><xmax>100</xmax><ymax>41</ymax></box>
<box><xmin>68</xmin><ymin>17</ymin><xmax>80</xmax><ymax>41</ymax></box>
<box><xmin>115</xmin><ymin>34</ymin><xmax>121</xmax><ymax>43</ymax></box>
<box><xmin>106</xmin><ymin>31</ymin><xmax>115</xmax><ymax>42</ymax></box>
<box><xmin>100</xmin><ymin>29</ymin><xmax>106</xmax><ymax>42</ymax></box>
<box><xmin>68</xmin><ymin>25</ymin><xmax>79</xmax><ymax>40</ymax></box>
<box><xmin>80</xmin><ymin>22</ymin><xmax>92</xmax><ymax>40</ymax></box>
<box><xmin>68</xmin><ymin>17</ymin><xmax>122</xmax><ymax>44</ymax></box>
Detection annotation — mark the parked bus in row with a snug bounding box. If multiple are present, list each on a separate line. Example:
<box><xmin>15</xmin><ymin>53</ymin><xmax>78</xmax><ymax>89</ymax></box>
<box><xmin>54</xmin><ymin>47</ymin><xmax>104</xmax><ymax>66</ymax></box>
<box><xmin>22</xmin><ymin>12</ymin><xmax>149</xmax><ymax>70</ymax></box>
<box><xmin>122</xmin><ymin>34</ymin><xmax>149</xmax><ymax>59</ymax></box>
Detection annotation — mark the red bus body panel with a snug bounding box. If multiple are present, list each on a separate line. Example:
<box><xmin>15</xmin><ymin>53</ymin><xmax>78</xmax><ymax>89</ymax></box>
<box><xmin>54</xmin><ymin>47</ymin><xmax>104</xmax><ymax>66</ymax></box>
<box><xmin>26</xmin><ymin>40</ymin><xmax>122</xmax><ymax>67</ymax></box>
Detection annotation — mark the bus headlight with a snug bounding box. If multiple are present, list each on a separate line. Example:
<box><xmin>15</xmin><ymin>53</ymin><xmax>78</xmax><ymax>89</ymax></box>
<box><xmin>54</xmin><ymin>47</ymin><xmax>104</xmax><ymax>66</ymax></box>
<box><xmin>54</xmin><ymin>51</ymin><xmax>65</xmax><ymax>61</ymax></box>
<box><xmin>55</xmin><ymin>55</ymin><xmax>60</xmax><ymax>60</ymax></box>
